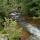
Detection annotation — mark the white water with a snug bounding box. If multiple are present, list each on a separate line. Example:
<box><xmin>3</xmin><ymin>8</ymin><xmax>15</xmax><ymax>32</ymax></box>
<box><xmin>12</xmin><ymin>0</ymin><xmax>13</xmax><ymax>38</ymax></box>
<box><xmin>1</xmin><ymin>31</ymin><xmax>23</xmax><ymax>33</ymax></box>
<box><xmin>18</xmin><ymin>20</ymin><xmax>40</xmax><ymax>37</ymax></box>
<box><xmin>18</xmin><ymin>20</ymin><xmax>40</xmax><ymax>40</ymax></box>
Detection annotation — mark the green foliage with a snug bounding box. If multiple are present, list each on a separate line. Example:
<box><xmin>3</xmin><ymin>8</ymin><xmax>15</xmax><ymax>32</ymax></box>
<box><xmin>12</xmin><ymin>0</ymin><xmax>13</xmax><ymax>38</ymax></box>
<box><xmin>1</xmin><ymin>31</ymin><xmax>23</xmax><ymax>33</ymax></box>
<box><xmin>0</xmin><ymin>0</ymin><xmax>18</xmax><ymax>17</ymax></box>
<box><xmin>3</xmin><ymin>18</ymin><xmax>22</xmax><ymax>40</ymax></box>
<box><xmin>0</xmin><ymin>18</ymin><xmax>23</xmax><ymax>40</ymax></box>
<box><xmin>0</xmin><ymin>0</ymin><xmax>19</xmax><ymax>28</ymax></box>
<box><xmin>0</xmin><ymin>0</ymin><xmax>40</xmax><ymax>17</ymax></box>
<box><xmin>21</xmin><ymin>0</ymin><xmax>40</xmax><ymax>17</ymax></box>
<box><xmin>2</xmin><ymin>30</ymin><xmax>7</xmax><ymax>34</ymax></box>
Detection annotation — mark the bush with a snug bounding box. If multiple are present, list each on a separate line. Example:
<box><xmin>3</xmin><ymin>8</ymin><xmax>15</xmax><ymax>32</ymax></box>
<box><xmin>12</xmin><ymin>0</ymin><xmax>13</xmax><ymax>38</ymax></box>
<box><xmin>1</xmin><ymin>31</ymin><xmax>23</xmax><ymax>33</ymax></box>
<box><xmin>3</xmin><ymin>18</ymin><xmax>22</xmax><ymax>40</ymax></box>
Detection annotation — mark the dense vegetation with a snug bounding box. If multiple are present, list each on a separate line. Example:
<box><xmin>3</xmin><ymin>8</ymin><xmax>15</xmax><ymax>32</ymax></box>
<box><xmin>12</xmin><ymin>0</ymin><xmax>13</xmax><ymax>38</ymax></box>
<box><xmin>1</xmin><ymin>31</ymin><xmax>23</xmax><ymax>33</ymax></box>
<box><xmin>0</xmin><ymin>0</ymin><xmax>40</xmax><ymax>40</ymax></box>
<box><xmin>0</xmin><ymin>0</ymin><xmax>40</xmax><ymax>18</ymax></box>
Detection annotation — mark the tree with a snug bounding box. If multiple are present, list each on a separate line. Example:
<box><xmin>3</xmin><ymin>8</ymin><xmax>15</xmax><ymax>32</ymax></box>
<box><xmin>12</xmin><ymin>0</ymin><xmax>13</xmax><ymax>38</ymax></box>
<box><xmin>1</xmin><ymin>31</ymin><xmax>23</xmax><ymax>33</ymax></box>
<box><xmin>21</xmin><ymin>0</ymin><xmax>40</xmax><ymax>17</ymax></box>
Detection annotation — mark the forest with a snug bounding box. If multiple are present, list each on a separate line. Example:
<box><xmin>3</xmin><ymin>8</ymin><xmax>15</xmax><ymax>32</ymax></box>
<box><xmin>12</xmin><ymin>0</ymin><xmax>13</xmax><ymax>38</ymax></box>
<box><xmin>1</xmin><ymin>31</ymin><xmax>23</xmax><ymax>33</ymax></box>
<box><xmin>0</xmin><ymin>0</ymin><xmax>40</xmax><ymax>40</ymax></box>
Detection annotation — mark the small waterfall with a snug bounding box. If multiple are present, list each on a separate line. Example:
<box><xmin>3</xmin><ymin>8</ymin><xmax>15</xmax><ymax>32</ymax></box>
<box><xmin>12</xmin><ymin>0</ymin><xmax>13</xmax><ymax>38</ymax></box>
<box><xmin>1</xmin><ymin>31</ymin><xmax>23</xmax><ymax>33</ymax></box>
<box><xmin>9</xmin><ymin>12</ymin><xmax>40</xmax><ymax>40</ymax></box>
<box><xmin>18</xmin><ymin>20</ymin><xmax>40</xmax><ymax>40</ymax></box>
